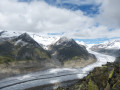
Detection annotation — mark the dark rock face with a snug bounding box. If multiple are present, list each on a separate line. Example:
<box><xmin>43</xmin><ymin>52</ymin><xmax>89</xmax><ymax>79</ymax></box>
<box><xmin>56</xmin><ymin>60</ymin><xmax>120</xmax><ymax>90</ymax></box>
<box><xmin>49</xmin><ymin>37</ymin><xmax>96</xmax><ymax>63</ymax></box>
<box><xmin>14</xmin><ymin>33</ymin><xmax>39</xmax><ymax>46</ymax></box>
<box><xmin>0</xmin><ymin>31</ymin><xmax>6</xmax><ymax>36</ymax></box>
<box><xmin>0</xmin><ymin>33</ymin><xmax>51</xmax><ymax>63</ymax></box>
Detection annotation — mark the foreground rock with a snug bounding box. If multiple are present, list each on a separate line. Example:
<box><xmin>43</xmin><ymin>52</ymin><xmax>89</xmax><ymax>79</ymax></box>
<box><xmin>55</xmin><ymin>59</ymin><xmax>120</xmax><ymax>90</ymax></box>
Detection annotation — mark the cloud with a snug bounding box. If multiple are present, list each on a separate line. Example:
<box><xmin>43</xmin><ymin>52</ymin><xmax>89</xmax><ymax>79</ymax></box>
<box><xmin>0</xmin><ymin>0</ymin><xmax>94</xmax><ymax>33</ymax></box>
<box><xmin>98</xmin><ymin>0</ymin><xmax>120</xmax><ymax>28</ymax></box>
<box><xmin>0</xmin><ymin>0</ymin><xmax>120</xmax><ymax>40</ymax></box>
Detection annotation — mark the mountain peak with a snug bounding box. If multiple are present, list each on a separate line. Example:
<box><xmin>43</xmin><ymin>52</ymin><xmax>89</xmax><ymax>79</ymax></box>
<box><xmin>14</xmin><ymin>33</ymin><xmax>40</xmax><ymax>46</ymax></box>
<box><xmin>17</xmin><ymin>33</ymin><xmax>34</xmax><ymax>41</ymax></box>
<box><xmin>19</xmin><ymin>33</ymin><xmax>31</xmax><ymax>38</ymax></box>
<box><xmin>55</xmin><ymin>37</ymin><xmax>74</xmax><ymax>45</ymax></box>
<box><xmin>0</xmin><ymin>30</ymin><xmax>7</xmax><ymax>36</ymax></box>
<box><xmin>59</xmin><ymin>37</ymin><xmax>72</xmax><ymax>41</ymax></box>
<box><xmin>96</xmin><ymin>39</ymin><xmax>120</xmax><ymax>49</ymax></box>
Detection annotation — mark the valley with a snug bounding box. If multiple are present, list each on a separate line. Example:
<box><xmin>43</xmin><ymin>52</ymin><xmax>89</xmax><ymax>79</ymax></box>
<box><xmin>0</xmin><ymin>31</ymin><xmax>118</xmax><ymax>90</ymax></box>
<box><xmin>0</xmin><ymin>0</ymin><xmax>119</xmax><ymax>90</ymax></box>
<box><xmin>0</xmin><ymin>31</ymin><xmax>96</xmax><ymax>79</ymax></box>
<box><xmin>0</xmin><ymin>49</ymin><xmax>115</xmax><ymax>90</ymax></box>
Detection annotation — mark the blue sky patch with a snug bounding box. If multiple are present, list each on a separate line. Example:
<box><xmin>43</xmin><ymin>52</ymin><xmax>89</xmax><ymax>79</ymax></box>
<box><xmin>74</xmin><ymin>38</ymin><xmax>110</xmax><ymax>44</ymax></box>
<box><xmin>109</xmin><ymin>28</ymin><xmax>115</xmax><ymax>31</ymax></box>
<box><xmin>45</xmin><ymin>1</ymin><xmax>100</xmax><ymax>17</ymax></box>
<box><xmin>18</xmin><ymin>0</ymin><xmax>33</xmax><ymax>2</ymax></box>
<box><xmin>48</xmin><ymin>32</ymin><xmax>64</xmax><ymax>35</ymax></box>
<box><xmin>18</xmin><ymin>0</ymin><xmax>100</xmax><ymax>17</ymax></box>
<box><xmin>74</xmin><ymin>37</ymin><xmax>120</xmax><ymax>44</ymax></box>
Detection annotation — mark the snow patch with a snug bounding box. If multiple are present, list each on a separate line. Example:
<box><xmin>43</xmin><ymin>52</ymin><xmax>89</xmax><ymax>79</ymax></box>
<box><xmin>15</xmin><ymin>39</ymin><xmax>28</xmax><ymax>46</ymax></box>
<box><xmin>55</xmin><ymin>37</ymin><xmax>73</xmax><ymax>45</ymax></box>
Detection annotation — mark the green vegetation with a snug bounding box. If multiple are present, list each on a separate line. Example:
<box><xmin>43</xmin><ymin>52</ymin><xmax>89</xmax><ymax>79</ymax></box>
<box><xmin>112</xmin><ymin>81</ymin><xmax>120</xmax><ymax>89</ymax></box>
<box><xmin>0</xmin><ymin>56</ymin><xmax>16</xmax><ymax>64</ymax></box>
<box><xmin>34</xmin><ymin>48</ymin><xmax>50</xmax><ymax>59</ymax></box>
<box><xmin>88</xmin><ymin>79</ymin><xmax>98</xmax><ymax>90</ymax></box>
<box><xmin>0</xmin><ymin>39</ymin><xmax>51</xmax><ymax>64</ymax></box>
<box><xmin>108</xmin><ymin>69</ymin><xmax>114</xmax><ymax>79</ymax></box>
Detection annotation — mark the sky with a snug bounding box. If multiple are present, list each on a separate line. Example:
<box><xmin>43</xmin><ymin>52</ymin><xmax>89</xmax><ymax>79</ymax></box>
<box><xmin>0</xmin><ymin>0</ymin><xmax>120</xmax><ymax>44</ymax></box>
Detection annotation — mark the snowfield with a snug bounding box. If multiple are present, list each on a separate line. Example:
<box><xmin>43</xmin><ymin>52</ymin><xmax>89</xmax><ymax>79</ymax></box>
<box><xmin>0</xmin><ymin>31</ymin><xmax>60</xmax><ymax>48</ymax></box>
<box><xmin>0</xmin><ymin>50</ymin><xmax>115</xmax><ymax>90</ymax></box>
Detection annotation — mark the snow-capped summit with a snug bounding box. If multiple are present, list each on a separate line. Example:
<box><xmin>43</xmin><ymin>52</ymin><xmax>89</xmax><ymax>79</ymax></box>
<box><xmin>76</xmin><ymin>41</ymin><xmax>85</xmax><ymax>46</ymax></box>
<box><xmin>32</xmin><ymin>34</ymin><xmax>60</xmax><ymax>46</ymax></box>
<box><xmin>0</xmin><ymin>30</ymin><xmax>60</xmax><ymax>48</ymax></box>
<box><xmin>90</xmin><ymin>39</ymin><xmax>120</xmax><ymax>57</ymax></box>
<box><xmin>0</xmin><ymin>30</ymin><xmax>93</xmax><ymax>50</ymax></box>
<box><xmin>55</xmin><ymin>37</ymin><xmax>73</xmax><ymax>45</ymax></box>
<box><xmin>96</xmin><ymin>39</ymin><xmax>120</xmax><ymax>50</ymax></box>
<box><xmin>15</xmin><ymin>33</ymin><xmax>35</xmax><ymax>43</ymax></box>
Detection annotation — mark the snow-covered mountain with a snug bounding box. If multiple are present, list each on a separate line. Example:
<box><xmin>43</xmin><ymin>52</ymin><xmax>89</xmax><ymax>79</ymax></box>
<box><xmin>55</xmin><ymin>37</ymin><xmax>74</xmax><ymax>46</ymax></box>
<box><xmin>32</xmin><ymin>34</ymin><xmax>60</xmax><ymax>49</ymax></box>
<box><xmin>0</xmin><ymin>32</ymin><xmax>51</xmax><ymax>60</ymax></box>
<box><xmin>0</xmin><ymin>30</ymin><xmax>97</xmax><ymax>50</ymax></box>
<box><xmin>0</xmin><ymin>30</ymin><xmax>60</xmax><ymax>49</ymax></box>
<box><xmin>97</xmin><ymin>40</ymin><xmax>120</xmax><ymax>49</ymax></box>
<box><xmin>91</xmin><ymin>39</ymin><xmax>120</xmax><ymax>57</ymax></box>
<box><xmin>91</xmin><ymin>39</ymin><xmax>120</xmax><ymax>50</ymax></box>
<box><xmin>48</xmin><ymin>37</ymin><xmax>96</xmax><ymax>68</ymax></box>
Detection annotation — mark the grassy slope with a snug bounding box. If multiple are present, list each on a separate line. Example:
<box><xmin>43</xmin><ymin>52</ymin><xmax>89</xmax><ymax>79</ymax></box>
<box><xmin>0</xmin><ymin>41</ymin><xmax>51</xmax><ymax>64</ymax></box>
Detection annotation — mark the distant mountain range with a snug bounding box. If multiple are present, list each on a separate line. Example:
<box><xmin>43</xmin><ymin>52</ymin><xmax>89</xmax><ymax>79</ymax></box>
<box><xmin>0</xmin><ymin>30</ymin><xmax>96</xmax><ymax>79</ymax></box>
<box><xmin>0</xmin><ymin>30</ymin><xmax>60</xmax><ymax>48</ymax></box>
<box><xmin>90</xmin><ymin>40</ymin><xmax>120</xmax><ymax>57</ymax></box>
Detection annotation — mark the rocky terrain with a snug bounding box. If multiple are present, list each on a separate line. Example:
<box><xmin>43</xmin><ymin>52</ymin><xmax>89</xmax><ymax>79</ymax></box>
<box><xmin>55</xmin><ymin>58</ymin><xmax>120</xmax><ymax>90</ymax></box>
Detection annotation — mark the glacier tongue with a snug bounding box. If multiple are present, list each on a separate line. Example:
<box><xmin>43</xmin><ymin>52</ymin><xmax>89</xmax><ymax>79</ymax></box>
<box><xmin>0</xmin><ymin>49</ymin><xmax>116</xmax><ymax>90</ymax></box>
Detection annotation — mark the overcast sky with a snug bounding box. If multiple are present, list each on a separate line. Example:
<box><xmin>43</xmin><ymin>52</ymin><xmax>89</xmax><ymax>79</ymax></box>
<box><xmin>0</xmin><ymin>0</ymin><xmax>120</xmax><ymax>43</ymax></box>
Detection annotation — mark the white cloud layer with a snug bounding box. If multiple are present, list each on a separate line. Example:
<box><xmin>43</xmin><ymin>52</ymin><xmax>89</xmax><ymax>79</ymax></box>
<box><xmin>0</xmin><ymin>0</ymin><xmax>120</xmax><ymax>39</ymax></box>
<box><xmin>0</xmin><ymin>0</ymin><xmax>93</xmax><ymax>32</ymax></box>
<box><xmin>98</xmin><ymin>0</ymin><xmax>120</xmax><ymax>28</ymax></box>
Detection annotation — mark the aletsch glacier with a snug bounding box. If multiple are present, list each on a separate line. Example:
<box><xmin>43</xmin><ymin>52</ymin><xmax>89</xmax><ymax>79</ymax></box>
<box><xmin>0</xmin><ymin>48</ymin><xmax>115</xmax><ymax>90</ymax></box>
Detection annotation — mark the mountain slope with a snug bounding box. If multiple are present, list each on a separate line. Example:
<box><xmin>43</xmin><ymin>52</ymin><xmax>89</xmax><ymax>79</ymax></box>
<box><xmin>0</xmin><ymin>33</ymin><xmax>54</xmax><ymax>79</ymax></box>
<box><xmin>49</xmin><ymin>37</ymin><xmax>96</xmax><ymax>67</ymax></box>
<box><xmin>0</xmin><ymin>33</ymin><xmax>51</xmax><ymax>63</ymax></box>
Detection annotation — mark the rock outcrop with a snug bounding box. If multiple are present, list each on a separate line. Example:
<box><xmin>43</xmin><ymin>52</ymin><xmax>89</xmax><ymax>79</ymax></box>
<box><xmin>56</xmin><ymin>59</ymin><xmax>120</xmax><ymax>90</ymax></box>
